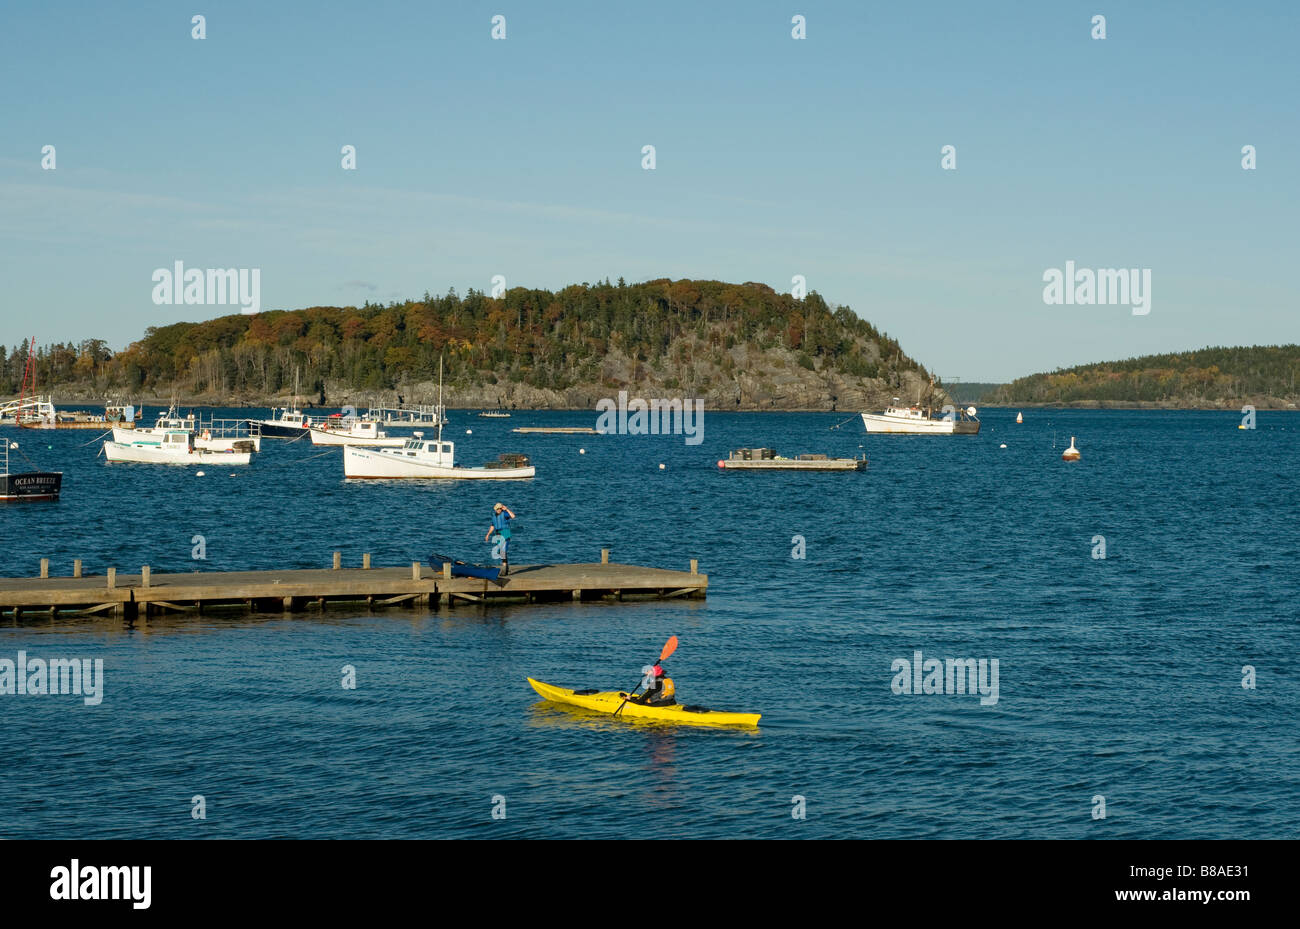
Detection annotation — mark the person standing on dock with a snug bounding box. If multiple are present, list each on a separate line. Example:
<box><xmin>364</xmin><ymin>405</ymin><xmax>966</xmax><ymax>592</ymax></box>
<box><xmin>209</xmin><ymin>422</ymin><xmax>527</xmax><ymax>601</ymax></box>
<box><xmin>485</xmin><ymin>502</ymin><xmax>516</xmax><ymax>576</ymax></box>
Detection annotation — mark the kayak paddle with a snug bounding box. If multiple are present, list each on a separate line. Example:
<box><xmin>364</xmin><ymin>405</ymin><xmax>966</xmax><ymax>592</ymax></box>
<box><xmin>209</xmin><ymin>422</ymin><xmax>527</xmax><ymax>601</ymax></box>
<box><xmin>613</xmin><ymin>635</ymin><xmax>678</xmax><ymax>717</ymax></box>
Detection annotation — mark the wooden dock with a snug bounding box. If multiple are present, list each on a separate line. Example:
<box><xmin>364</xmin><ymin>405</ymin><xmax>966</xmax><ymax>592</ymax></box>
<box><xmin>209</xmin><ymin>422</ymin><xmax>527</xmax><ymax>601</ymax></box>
<box><xmin>0</xmin><ymin>551</ymin><xmax>706</xmax><ymax>619</ymax></box>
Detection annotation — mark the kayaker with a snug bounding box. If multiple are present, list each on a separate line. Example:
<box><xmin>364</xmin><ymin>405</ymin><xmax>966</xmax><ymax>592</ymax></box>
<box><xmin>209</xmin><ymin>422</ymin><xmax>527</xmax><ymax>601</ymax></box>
<box><xmin>484</xmin><ymin>502</ymin><xmax>516</xmax><ymax>576</ymax></box>
<box><xmin>630</xmin><ymin>661</ymin><xmax>676</xmax><ymax>706</ymax></box>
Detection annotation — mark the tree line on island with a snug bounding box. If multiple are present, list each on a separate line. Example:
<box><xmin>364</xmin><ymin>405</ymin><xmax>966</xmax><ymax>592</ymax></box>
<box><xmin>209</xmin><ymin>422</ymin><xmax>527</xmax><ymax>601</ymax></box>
<box><xmin>986</xmin><ymin>344</ymin><xmax>1300</xmax><ymax>408</ymax></box>
<box><xmin>1</xmin><ymin>279</ymin><xmax>931</xmax><ymax>409</ymax></box>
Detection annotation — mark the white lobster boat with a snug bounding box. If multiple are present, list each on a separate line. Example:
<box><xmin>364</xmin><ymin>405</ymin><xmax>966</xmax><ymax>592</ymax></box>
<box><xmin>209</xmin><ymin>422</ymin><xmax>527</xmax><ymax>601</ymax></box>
<box><xmin>309</xmin><ymin>417</ymin><xmax>404</xmax><ymax>447</ymax></box>
<box><xmin>112</xmin><ymin>409</ymin><xmax>261</xmax><ymax>452</ymax></box>
<box><xmin>344</xmin><ymin>431</ymin><xmax>534</xmax><ymax>479</ymax></box>
<box><xmin>104</xmin><ymin>430</ymin><xmax>253</xmax><ymax>466</ymax></box>
<box><xmin>861</xmin><ymin>403</ymin><xmax>981</xmax><ymax>435</ymax></box>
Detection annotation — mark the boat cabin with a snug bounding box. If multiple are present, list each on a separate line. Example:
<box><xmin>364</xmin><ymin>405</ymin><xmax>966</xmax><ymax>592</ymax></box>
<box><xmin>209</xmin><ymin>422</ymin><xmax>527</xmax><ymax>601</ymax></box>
<box><xmin>882</xmin><ymin>406</ymin><xmax>932</xmax><ymax>420</ymax></box>
<box><xmin>393</xmin><ymin>432</ymin><xmax>455</xmax><ymax>465</ymax></box>
<box><xmin>158</xmin><ymin>430</ymin><xmax>194</xmax><ymax>451</ymax></box>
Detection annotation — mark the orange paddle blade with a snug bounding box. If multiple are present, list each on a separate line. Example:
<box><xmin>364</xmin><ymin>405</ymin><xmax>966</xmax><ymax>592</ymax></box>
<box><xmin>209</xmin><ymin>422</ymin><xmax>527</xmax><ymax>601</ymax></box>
<box><xmin>660</xmin><ymin>635</ymin><xmax>679</xmax><ymax>660</ymax></box>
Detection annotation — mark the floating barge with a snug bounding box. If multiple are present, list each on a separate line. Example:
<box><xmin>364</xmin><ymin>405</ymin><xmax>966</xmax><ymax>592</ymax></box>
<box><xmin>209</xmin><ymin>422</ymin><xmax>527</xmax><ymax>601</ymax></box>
<box><xmin>718</xmin><ymin>448</ymin><xmax>866</xmax><ymax>471</ymax></box>
<box><xmin>0</xmin><ymin>551</ymin><xmax>706</xmax><ymax>618</ymax></box>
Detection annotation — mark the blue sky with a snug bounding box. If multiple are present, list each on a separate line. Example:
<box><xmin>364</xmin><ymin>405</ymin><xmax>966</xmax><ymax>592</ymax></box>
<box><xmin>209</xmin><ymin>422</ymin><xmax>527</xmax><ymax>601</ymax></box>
<box><xmin>1</xmin><ymin>1</ymin><xmax>1295</xmax><ymax>382</ymax></box>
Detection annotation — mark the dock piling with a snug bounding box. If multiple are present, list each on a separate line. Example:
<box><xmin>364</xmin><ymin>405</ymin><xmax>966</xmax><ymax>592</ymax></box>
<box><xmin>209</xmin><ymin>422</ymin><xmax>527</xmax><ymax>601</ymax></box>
<box><xmin>601</xmin><ymin>548</ymin><xmax>610</xmax><ymax>564</ymax></box>
<box><xmin>411</xmin><ymin>562</ymin><xmax>420</xmax><ymax>581</ymax></box>
<box><xmin>690</xmin><ymin>559</ymin><xmax>698</xmax><ymax>575</ymax></box>
<box><xmin>73</xmin><ymin>559</ymin><xmax>82</xmax><ymax>578</ymax></box>
<box><xmin>107</xmin><ymin>568</ymin><xmax>116</xmax><ymax>590</ymax></box>
<box><xmin>363</xmin><ymin>553</ymin><xmax>371</xmax><ymax>570</ymax></box>
<box><xmin>142</xmin><ymin>566</ymin><xmax>151</xmax><ymax>588</ymax></box>
<box><xmin>333</xmin><ymin>551</ymin><xmax>341</xmax><ymax>570</ymax></box>
<box><xmin>442</xmin><ymin>561</ymin><xmax>451</xmax><ymax>579</ymax></box>
<box><xmin>40</xmin><ymin>558</ymin><xmax>49</xmax><ymax>579</ymax></box>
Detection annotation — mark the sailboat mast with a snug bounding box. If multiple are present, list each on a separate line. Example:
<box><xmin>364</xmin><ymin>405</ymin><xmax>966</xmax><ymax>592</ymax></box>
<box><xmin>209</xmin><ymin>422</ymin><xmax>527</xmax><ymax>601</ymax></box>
<box><xmin>436</xmin><ymin>356</ymin><xmax>444</xmax><ymax>444</ymax></box>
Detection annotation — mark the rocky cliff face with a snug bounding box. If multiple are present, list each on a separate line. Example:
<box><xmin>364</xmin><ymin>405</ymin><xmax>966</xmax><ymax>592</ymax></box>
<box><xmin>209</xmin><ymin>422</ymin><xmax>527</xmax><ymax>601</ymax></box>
<box><xmin>313</xmin><ymin>348</ymin><xmax>944</xmax><ymax>413</ymax></box>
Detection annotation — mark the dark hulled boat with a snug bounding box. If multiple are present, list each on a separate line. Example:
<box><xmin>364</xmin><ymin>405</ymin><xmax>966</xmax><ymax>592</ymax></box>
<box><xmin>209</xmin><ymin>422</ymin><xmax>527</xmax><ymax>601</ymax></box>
<box><xmin>0</xmin><ymin>440</ymin><xmax>62</xmax><ymax>501</ymax></box>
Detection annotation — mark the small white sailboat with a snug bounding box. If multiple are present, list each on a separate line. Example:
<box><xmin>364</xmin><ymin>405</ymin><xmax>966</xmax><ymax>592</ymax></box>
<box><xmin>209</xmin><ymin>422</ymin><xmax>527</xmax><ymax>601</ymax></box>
<box><xmin>308</xmin><ymin>417</ymin><xmax>404</xmax><ymax>447</ymax></box>
<box><xmin>1062</xmin><ymin>436</ymin><xmax>1081</xmax><ymax>461</ymax></box>
<box><xmin>1016</xmin><ymin>411</ymin><xmax>1023</xmax><ymax>424</ymax></box>
<box><xmin>104</xmin><ymin>430</ymin><xmax>253</xmax><ymax>466</ymax></box>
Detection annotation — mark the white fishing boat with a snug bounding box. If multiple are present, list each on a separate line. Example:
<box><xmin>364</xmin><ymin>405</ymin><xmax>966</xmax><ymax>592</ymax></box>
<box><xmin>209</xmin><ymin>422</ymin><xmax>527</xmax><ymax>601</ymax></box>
<box><xmin>308</xmin><ymin>416</ymin><xmax>404</xmax><ymax>447</ymax></box>
<box><xmin>344</xmin><ymin>434</ymin><xmax>533</xmax><ymax>479</ymax></box>
<box><xmin>343</xmin><ymin>358</ymin><xmax>532</xmax><ymax>478</ymax></box>
<box><xmin>478</xmin><ymin>410</ymin><xmax>511</xmax><ymax>418</ymax></box>
<box><xmin>113</xmin><ymin>408</ymin><xmax>261</xmax><ymax>452</ymax></box>
<box><xmin>861</xmin><ymin>400</ymin><xmax>981</xmax><ymax>435</ymax></box>
<box><xmin>103</xmin><ymin>430</ymin><xmax>253</xmax><ymax>466</ymax></box>
<box><xmin>366</xmin><ymin>403</ymin><xmax>447</xmax><ymax>428</ymax></box>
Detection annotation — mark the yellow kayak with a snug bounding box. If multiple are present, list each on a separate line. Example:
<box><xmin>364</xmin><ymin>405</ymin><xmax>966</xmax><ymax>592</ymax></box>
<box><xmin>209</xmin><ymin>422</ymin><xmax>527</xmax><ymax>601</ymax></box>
<box><xmin>527</xmin><ymin>678</ymin><xmax>760</xmax><ymax>727</ymax></box>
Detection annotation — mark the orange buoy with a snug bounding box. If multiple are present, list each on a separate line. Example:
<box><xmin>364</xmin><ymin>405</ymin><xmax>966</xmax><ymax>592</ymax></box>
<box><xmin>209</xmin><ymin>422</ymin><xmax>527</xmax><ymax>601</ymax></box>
<box><xmin>1062</xmin><ymin>436</ymin><xmax>1080</xmax><ymax>461</ymax></box>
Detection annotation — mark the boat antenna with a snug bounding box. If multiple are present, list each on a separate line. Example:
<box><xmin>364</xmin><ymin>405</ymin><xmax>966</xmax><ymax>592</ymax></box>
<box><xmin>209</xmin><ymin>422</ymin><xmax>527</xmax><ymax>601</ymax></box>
<box><xmin>436</xmin><ymin>355</ymin><xmax>444</xmax><ymax>444</ymax></box>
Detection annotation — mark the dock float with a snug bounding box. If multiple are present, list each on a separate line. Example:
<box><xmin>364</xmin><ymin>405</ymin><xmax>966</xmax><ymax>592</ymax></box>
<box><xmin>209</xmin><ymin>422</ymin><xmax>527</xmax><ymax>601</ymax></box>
<box><xmin>511</xmin><ymin>426</ymin><xmax>598</xmax><ymax>434</ymax></box>
<box><xmin>0</xmin><ymin>552</ymin><xmax>706</xmax><ymax>619</ymax></box>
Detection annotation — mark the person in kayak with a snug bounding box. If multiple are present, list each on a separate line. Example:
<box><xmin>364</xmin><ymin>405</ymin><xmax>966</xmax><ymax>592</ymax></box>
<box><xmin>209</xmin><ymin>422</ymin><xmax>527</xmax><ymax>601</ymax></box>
<box><xmin>629</xmin><ymin>661</ymin><xmax>676</xmax><ymax>706</ymax></box>
<box><xmin>484</xmin><ymin>502</ymin><xmax>516</xmax><ymax>576</ymax></box>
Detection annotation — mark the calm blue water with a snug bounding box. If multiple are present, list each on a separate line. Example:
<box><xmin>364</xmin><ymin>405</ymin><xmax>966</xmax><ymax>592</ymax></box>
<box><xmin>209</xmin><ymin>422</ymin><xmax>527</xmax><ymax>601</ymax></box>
<box><xmin>2</xmin><ymin>408</ymin><xmax>1297</xmax><ymax>838</ymax></box>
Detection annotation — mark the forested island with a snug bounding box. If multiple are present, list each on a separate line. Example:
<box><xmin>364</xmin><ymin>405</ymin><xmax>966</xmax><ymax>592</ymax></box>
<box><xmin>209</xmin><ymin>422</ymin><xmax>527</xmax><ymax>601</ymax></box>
<box><xmin>1</xmin><ymin>279</ymin><xmax>940</xmax><ymax>411</ymax></box>
<box><xmin>986</xmin><ymin>345</ymin><xmax>1300</xmax><ymax>409</ymax></box>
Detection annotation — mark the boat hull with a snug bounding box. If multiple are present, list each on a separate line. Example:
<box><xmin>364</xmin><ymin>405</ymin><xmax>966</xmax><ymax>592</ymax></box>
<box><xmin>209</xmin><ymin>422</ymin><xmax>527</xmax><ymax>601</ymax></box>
<box><xmin>0</xmin><ymin>471</ymin><xmax>62</xmax><ymax>501</ymax></box>
<box><xmin>308</xmin><ymin>428</ymin><xmax>404</xmax><ymax>447</ymax></box>
<box><xmin>103</xmin><ymin>442</ymin><xmax>252</xmax><ymax>466</ymax></box>
<box><xmin>246</xmin><ymin>420</ymin><xmax>309</xmax><ymax>439</ymax></box>
<box><xmin>343</xmin><ymin>445</ymin><xmax>534</xmax><ymax>479</ymax></box>
<box><xmin>527</xmin><ymin>678</ymin><xmax>760</xmax><ymax>727</ymax></box>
